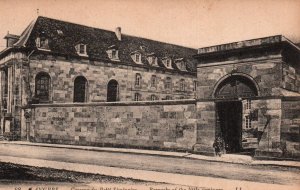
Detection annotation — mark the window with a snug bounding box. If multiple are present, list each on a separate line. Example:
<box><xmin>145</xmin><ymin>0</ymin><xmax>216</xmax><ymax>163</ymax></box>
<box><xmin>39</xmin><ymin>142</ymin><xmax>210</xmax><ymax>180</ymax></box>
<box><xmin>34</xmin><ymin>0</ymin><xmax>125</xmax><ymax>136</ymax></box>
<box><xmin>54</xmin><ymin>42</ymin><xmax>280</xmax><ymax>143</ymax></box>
<box><xmin>162</xmin><ymin>58</ymin><xmax>172</xmax><ymax>69</ymax></box>
<box><xmin>150</xmin><ymin>94</ymin><xmax>158</xmax><ymax>101</ymax></box>
<box><xmin>166</xmin><ymin>59</ymin><xmax>171</xmax><ymax>67</ymax></box>
<box><xmin>193</xmin><ymin>81</ymin><xmax>197</xmax><ymax>91</ymax></box>
<box><xmin>134</xmin><ymin>93</ymin><xmax>141</xmax><ymax>101</ymax></box>
<box><xmin>246</xmin><ymin>99</ymin><xmax>251</xmax><ymax>110</ymax></box>
<box><xmin>135</xmin><ymin>54</ymin><xmax>141</xmax><ymax>63</ymax></box>
<box><xmin>111</xmin><ymin>50</ymin><xmax>118</xmax><ymax>59</ymax></box>
<box><xmin>179</xmin><ymin>79</ymin><xmax>185</xmax><ymax>91</ymax></box>
<box><xmin>73</xmin><ymin>76</ymin><xmax>87</xmax><ymax>102</ymax></box>
<box><xmin>35</xmin><ymin>72</ymin><xmax>51</xmax><ymax>102</ymax></box>
<box><xmin>107</xmin><ymin>49</ymin><xmax>119</xmax><ymax>60</ymax></box>
<box><xmin>165</xmin><ymin>77</ymin><xmax>172</xmax><ymax>90</ymax></box>
<box><xmin>79</xmin><ymin>45</ymin><xmax>85</xmax><ymax>54</ymax></box>
<box><xmin>147</xmin><ymin>56</ymin><xmax>158</xmax><ymax>66</ymax></box>
<box><xmin>131</xmin><ymin>52</ymin><xmax>142</xmax><ymax>64</ymax></box>
<box><xmin>148</xmin><ymin>56</ymin><xmax>153</xmax><ymax>64</ymax></box>
<box><xmin>151</xmin><ymin>75</ymin><xmax>156</xmax><ymax>87</ymax></box>
<box><xmin>175</xmin><ymin>59</ymin><xmax>187</xmax><ymax>71</ymax></box>
<box><xmin>180</xmin><ymin>62</ymin><xmax>187</xmax><ymax>71</ymax></box>
<box><xmin>107</xmin><ymin>80</ymin><xmax>119</xmax><ymax>102</ymax></box>
<box><xmin>166</xmin><ymin>96</ymin><xmax>172</xmax><ymax>100</ymax></box>
<box><xmin>245</xmin><ymin>115</ymin><xmax>252</xmax><ymax>128</ymax></box>
<box><xmin>35</xmin><ymin>37</ymin><xmax>49</xmax><ymax>49</ymax></box>
<box><xmin>75</xmin><ymin>44</ymin><xmax>87</xmax><ymax>55</ymax></box>
<box><xmin>135</xmin><ymin>73</ymin><xmax>141</xmax><ymax>87</ymax></box>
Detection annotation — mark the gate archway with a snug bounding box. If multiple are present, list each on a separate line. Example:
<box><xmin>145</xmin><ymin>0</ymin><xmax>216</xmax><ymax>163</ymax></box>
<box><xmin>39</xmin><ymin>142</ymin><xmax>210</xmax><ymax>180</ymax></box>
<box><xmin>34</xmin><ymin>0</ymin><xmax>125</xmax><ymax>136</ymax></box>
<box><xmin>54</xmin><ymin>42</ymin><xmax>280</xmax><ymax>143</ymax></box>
<box><xmin>214</xmin><ymin>74</ymin><xmax>259</xmax><ymax>154</ymax></box>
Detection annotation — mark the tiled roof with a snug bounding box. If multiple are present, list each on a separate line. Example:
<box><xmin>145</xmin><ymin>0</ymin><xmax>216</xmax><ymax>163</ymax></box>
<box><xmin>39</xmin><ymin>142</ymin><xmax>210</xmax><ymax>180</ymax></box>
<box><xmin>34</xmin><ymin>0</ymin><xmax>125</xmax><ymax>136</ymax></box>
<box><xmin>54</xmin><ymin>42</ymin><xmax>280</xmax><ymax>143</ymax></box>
<box><xmin>16</xmin><ymin>16</ymin><xmax>197</xmax><ymax>73</ymax></box>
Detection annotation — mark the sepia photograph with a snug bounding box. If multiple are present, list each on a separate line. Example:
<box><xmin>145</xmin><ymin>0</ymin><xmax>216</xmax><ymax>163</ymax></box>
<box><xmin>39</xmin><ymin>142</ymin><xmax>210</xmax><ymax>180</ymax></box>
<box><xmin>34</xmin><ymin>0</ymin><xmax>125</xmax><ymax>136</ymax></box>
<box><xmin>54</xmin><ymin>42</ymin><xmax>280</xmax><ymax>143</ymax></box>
<box><xmin>0</xmin><ymin>0</ymin><xmax>299</xmax><ymax>189</ymax></box>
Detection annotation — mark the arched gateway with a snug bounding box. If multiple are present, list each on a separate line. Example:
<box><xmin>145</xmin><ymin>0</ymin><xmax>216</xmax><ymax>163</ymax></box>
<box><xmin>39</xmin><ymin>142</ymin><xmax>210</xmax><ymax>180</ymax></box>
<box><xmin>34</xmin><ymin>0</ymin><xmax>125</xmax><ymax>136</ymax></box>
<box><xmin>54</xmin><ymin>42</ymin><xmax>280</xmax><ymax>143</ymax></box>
<box><xmin>214</xmin><ymin>75</ymin><xmax>258</xmax><ymax>153</ymax></box>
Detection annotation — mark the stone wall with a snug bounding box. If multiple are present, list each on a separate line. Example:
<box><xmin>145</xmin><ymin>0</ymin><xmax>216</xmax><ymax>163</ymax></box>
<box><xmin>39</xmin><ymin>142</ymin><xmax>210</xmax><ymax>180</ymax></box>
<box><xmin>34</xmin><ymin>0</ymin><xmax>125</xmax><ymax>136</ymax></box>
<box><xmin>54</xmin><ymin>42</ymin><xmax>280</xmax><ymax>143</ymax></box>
<box><xmin>27</xmin><ymin>101</ymin><xmax>197</xmax><ymax>151</ymax></box>
<box><xmin>28</xmin><ymin>55</ymin><xmax>196</xmax><ymax>103</ymax></box>
<box><xmin>194</xmin><ymin>101</ymin><xmax>216</xmax><ymax>155</ymax></box>
<box><xmin>281</xmin><ymin>99</ymin><xmax>300</xmax><ymax>158</ymax></box>
<box><xmin>254</xmin><ymin>98</ymin><xmax>283</xmax><ymax>158</ymax></box>
<box><xmin>282</xmin><ymin>63</ymin><xmax>300</xmax><ymax>93</ymax></box>
<box><xmin>197</xmin><ymin>56</ymin><xmax>283</xmax><ymax>99</ymax></box>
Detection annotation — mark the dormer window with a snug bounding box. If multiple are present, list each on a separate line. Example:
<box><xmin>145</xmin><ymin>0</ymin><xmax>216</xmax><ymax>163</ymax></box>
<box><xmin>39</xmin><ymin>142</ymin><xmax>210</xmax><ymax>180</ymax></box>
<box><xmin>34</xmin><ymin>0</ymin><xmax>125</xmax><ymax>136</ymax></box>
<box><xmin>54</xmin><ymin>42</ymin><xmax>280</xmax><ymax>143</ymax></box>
<box><xmin>106</xmin><ymin>45</ymin><xmax>119</xmax><ymax>61</ymax></box>
<box><xmin>35</xmin><ymin>37</ymin><xmax>49</xmax><ymax>50</ymax></box>
<box><xmin>75</xmin><ymin>44</ymin><xmax>87</xmax><ymax>56</ymax></box>
<box><xmin>107</xmin><ymin>49</ymin><xmax>119</xmax><ymax>61</ymax></box>
<box><xmin>131</xmin><ymin>52</ymin><xmax>142</xmax><ymax>64</ymax></box>
<box><xmin>147</xmin><ymin>54</ymin><xmax>158</xmax><ymax>66</ymax></box>
<box><xmin>175</xmin><ymin>58</ymin><xmax>187</xmax><ymax>71</ymax></box>
<box><xmin>163</xmin><ymin>58</ymin><xmax>172</xmax><ymax>69</ymax></box>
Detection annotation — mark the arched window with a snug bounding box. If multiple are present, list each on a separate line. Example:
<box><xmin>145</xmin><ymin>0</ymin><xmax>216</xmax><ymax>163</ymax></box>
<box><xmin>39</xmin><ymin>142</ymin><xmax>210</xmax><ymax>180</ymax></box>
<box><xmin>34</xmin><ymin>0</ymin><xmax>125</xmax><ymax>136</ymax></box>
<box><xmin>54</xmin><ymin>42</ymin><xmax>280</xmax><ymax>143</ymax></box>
<box><xmin>73</xmin><ymin>76</ymin><xmax>88</xmax><ymax>102</ymax></box>
<box><xmin>35</xmin><ymin>72</ymin><xmax>51</xmax><ymax>102</ymax></box>
<box><xmin>179</xmin><ymin>79</ymin><xmax>185</xmax><ymax>91</ymax></box>
<box><xmin>165</xmin><ymin>77</ymin><xmax>172</xmax><ymax>90</ymax></box>
<box><xmin>134</xmin><ymin>93</ymin><xmax>141</xmax><ymax>101</ymax></box>
<box><xmin>107</xmin><ymin>79</ymin><xmax>119</xmax><ymax>102</ymax></box>
<box><xmin>150</xmin><ymin>94</ymin><xmax>158</xmax><ymax>101</ymax></box>
<box><xmin>135</xmin><ymin>73</ymin><xmax>141</xmax><ymax>87</ymax></box>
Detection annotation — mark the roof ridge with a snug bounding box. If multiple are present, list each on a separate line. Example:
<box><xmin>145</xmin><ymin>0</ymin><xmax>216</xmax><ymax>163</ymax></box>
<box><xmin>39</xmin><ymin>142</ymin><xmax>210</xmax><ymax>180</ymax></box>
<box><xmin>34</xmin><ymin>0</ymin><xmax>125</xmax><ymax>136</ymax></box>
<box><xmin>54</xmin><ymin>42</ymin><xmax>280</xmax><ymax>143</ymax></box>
<box><xmin>122</xmin><ymin>33</ymin><xmax>197</xmax><ymax>51</ymax></box>
<box><xmin>37</xmin><ymin>16</ymin><xmax>114</xmax><ymax>34</ymax></box>
<box><xmin>37</xmin><ymin>16</ymin><xmax>197</xmax><ymax>51</ymax></box>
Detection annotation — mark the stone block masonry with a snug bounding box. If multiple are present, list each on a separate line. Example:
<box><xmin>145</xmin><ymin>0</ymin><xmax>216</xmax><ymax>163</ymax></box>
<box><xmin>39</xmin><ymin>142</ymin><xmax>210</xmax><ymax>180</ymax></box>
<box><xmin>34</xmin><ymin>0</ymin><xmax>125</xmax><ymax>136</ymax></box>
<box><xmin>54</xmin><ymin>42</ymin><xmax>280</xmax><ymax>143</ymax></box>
<box><xmin>28</xmin><ymin>100</ymin><xmax>197</xmax><ymax>151</ymax></box>
<box><xmin>281</xmin><ymin>99</ymin><xmax>300</xmax><ymax>158</ymax></box>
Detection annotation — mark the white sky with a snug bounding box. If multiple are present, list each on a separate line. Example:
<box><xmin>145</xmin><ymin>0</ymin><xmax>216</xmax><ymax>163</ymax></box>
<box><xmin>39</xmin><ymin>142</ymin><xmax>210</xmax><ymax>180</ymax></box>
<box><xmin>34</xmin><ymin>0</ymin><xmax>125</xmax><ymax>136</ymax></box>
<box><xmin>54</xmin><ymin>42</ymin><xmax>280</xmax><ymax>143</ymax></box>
<box><xmin>0</xmin><ymin>0</ymin><xmax>299</xmax><ymax>51</ymax></box>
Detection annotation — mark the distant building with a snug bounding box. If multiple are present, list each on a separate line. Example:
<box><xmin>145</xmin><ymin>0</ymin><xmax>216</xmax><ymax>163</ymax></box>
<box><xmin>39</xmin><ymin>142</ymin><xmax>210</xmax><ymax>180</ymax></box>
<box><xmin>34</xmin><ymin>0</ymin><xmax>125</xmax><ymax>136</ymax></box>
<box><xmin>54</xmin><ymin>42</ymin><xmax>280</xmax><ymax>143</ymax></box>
<box><xmin>0</xmin><ymin>17</ymin><xmax>299</xmax><ymax>159</ymax></box>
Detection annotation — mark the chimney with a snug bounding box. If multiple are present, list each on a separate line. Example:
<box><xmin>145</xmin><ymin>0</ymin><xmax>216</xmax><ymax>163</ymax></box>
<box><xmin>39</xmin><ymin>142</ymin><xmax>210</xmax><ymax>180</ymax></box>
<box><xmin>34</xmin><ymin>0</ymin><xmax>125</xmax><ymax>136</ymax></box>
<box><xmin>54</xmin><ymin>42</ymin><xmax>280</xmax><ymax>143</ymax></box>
<box><xmin>4</xmin><ymin>32</ymin><xmax>20</xmax><ymax>47</ymax></box>
<box><xmin>115</xmin><ymin>27</ymin><xmax>121</xmax><ymax>41</ymax></box>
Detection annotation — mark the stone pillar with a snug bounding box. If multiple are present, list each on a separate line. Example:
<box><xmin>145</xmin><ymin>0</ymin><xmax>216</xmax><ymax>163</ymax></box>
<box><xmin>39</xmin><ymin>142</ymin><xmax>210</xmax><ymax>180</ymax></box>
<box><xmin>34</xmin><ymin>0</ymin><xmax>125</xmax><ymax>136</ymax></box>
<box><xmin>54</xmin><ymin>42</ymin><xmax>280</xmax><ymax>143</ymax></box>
<box><xmin>193</xmin><ymin>101</ymin><xmax>216</xmax><ymax>156</ymax></box>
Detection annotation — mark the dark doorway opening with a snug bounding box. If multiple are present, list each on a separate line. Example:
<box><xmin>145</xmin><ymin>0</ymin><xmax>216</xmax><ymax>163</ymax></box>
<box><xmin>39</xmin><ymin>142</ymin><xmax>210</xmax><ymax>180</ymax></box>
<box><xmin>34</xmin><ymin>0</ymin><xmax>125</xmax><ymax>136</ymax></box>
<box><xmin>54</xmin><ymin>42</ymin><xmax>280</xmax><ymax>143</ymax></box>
<box><xmin>107</xmin><ymin>80</ymin><xmax>119</xmax><ymax>102</ymax></box>
<box><xmin>216</xmin><ymin>101</ymin><xmax>242</xmax><ymax>153</ymax></box>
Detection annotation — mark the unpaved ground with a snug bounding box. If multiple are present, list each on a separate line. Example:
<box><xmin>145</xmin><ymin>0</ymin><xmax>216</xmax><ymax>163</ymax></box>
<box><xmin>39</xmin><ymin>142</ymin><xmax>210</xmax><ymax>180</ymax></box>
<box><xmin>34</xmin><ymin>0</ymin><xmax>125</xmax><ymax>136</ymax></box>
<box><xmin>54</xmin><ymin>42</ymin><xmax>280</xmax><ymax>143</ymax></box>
<box><xmin>0</xmin><ymin>143</ymin><xmax>299</xmax><ymax>185</ymax></box>
<box><xmin>0</xmin><ymin>162</ymin><xmax>185</xmax><ymax>190</ymax></box>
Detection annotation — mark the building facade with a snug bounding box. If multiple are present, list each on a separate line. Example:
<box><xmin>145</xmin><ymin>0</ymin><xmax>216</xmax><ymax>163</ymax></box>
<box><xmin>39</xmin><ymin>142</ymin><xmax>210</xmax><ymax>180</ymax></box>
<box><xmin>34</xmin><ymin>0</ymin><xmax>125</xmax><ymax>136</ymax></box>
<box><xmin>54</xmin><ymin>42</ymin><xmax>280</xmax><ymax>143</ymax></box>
<box><xmin>0</xmin><ymin>17</ymin><xmax>299</xmax><ymax>159</ymax></box>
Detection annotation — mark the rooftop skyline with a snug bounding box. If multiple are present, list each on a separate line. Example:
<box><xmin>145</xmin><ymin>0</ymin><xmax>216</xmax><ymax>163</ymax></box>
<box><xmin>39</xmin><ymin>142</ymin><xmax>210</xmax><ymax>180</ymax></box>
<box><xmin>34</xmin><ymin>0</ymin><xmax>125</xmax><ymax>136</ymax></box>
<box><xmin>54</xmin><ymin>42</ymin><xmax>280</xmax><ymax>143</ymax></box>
<box><xmin>0</xmin><ymin>0</ymin><xmax>299</xmax><ymax>51</ymax></box>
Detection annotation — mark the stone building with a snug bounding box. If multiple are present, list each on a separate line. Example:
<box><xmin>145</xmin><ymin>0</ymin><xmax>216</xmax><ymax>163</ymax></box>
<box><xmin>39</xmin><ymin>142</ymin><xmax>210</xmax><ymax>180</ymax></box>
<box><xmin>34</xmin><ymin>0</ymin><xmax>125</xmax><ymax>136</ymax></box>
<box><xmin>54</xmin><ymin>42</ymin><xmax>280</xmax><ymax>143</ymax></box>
<box><xmin>194</xmin><ymin>36</ymin><xmax>300</xmax><ymax>158</ymax></box>
<box><xmin>0</xmin><ymin>16</ymin><xmax>299</xmax><ymax>159</ymax></box>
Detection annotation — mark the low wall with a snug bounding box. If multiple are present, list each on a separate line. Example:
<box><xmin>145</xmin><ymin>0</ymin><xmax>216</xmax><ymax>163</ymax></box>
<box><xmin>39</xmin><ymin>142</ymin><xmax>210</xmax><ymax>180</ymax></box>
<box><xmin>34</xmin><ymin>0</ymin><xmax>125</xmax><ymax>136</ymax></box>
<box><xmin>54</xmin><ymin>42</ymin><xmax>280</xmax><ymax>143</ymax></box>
<box><xmin>28</xmin><ymin>100</ymin><xmax>197</xmax><ymax>151</ymax></box>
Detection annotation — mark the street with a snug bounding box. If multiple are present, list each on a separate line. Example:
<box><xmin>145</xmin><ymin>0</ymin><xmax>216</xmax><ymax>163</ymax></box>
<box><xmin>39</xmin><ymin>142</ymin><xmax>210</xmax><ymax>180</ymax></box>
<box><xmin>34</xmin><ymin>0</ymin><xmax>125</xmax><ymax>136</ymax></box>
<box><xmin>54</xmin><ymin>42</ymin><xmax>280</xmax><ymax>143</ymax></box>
<box><xmin>0</xmin><ymin>143</ymin><xmax>299</xmax><ymax>188</ymax></box>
